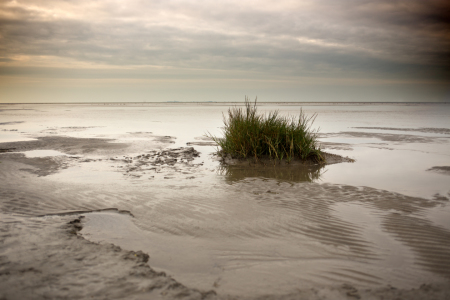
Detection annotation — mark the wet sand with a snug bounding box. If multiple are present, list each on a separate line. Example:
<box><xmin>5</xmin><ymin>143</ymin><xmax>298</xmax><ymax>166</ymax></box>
<box><xmin>1</xmin><ymin>134</ymin><xmax>449</xmax><ymax>299</ymax></box>
<box><xmin>0</xmin><ymin>213</ymin><xmax>216</xmax><ymax>300</ymax></box>
<box><xmin>1</xmin><ymin>209</ymin><xmax>449</xmax><ymax>300</ymax></box>
<box><xmin>1</xmin><ymin>213</ymin><xmax>448</xmax><ymax>300</ymax></box>
<box><xmin>1</xmin><ymin>103</ymin><xmax>450</xmax><ymax>299</ymax></box>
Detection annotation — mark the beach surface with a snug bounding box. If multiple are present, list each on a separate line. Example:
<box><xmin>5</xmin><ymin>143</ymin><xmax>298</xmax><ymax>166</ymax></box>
<box><xmin>1</xmin><ymin>102</ymin><xmax>450</xmax><ymax>299</ymax></box>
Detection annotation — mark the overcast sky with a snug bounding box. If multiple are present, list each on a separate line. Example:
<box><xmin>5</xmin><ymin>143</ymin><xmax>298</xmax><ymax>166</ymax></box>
<box><xmin>0</xmin><ymin>0</ymin><xmax>449</xmax><ymax>103</ymax></box>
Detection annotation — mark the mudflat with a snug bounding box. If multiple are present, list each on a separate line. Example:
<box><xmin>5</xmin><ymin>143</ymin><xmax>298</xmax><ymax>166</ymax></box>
<box><xmin>1</xmin><ymin>103</ymin><xmax>450</xmax><ymax>299</ymax></box>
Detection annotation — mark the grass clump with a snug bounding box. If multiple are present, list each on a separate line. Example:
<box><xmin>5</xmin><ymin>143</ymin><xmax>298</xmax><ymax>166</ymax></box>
<box><xmin>209</xmin><ymin>97</ymin><xmax>324</xmax><ymax>163</ymax></box>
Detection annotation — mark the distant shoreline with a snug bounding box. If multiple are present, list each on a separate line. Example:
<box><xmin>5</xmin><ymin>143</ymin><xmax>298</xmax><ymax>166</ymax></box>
<box><xmin>1</xmin><ymin>101</ymin><xmax>449</xmax><ymax>106</ymax></box>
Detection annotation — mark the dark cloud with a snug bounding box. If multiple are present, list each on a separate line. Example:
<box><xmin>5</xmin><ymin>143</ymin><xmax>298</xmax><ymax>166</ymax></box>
<box><xmin>0</xmin><ymin>0</ymin><xmax>449</xmax><ymax>83</ymax></box>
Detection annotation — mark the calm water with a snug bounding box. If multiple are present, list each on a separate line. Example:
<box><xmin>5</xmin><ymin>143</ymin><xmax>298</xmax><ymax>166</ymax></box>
<box><xmin>1</xmin><ymin>102</ymin><xmax>449</xmax><ymax>296</ymax></box>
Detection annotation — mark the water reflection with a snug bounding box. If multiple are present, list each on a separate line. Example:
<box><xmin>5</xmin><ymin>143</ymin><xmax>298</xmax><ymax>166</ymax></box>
<box><xmin>217</xmin><ymin>163</ymin><xmax>325</xmax><ymax>183</ymax></box>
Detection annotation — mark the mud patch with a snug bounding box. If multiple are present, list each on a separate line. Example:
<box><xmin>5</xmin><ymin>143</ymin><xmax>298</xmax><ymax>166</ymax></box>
<box><xmin>353</xmin><ymin>127</ymin><xmax>450</xmax><ymax>135</ymax></box>
<box><xmin>321</xmin><ymin>132</ymin><xmax>448</xmax><ymax>144</ymax></box>
<box><xmin>187</xmin><ymin>141</ymin><xmax>217</xmax><ymax>146</ymax></box>
<box><xmin>432</xmin><ymin>193</ymin><xmax>449</xmax><ymax>201</ymax></box>
<box><xmin>1</xmin><ymin>153</ymin><xmax>74</xmax><ymax>176</ymax></box>
<box><xmin>0</xmin><ymin>148</ymin><xmax>16</xmax><ymax>153</ymax></box>
<box><xmin>0</xmin><ymin>121</ymin><xmax>24</xmax><ymax>126</ymax></box>
<box><xmin>0</xmin><ymin>136</ymin><xmax>128</xmax><ymax>156</ymax></box>
<box><xmin>38</xmin><ymin>208</ymin><xmax>135</xmax><ymax>218</ymax></box>
<box><xmin>40</xmin><ymin>126</ymin><xmax>102</xmax><ymax>134</ymax></box>
<box><xmin>1</xmin><ymin>138</ymin><xmax>205</xmax><ymax>180</ymax></box>
<box><xmin>427</xmin><ymin>166</ymin><xmax>450</xmax><ymax>176</ymax></box>
<box><xmin>0</xmin><ymin>136</ymin><xmax>131</xmax><ymax>176</ymax></box>
<box><xmin>0</xmin><ymin>108</ymin><xmax>35</xmax><ymax>111</ymax></box>
<box><xmin>152</xmin><ymin>135</ymin><xmax>176</xmax><ymax>144</ymax></box>
<box><xmin>124</xmin><ymin>131</ymin><xmax>154</xmax><ymax>137</ymax></box>
<box><xmin>115</xmin><ymin>147</ymin><xmax>201</xmax><ymax>179</ymax></box>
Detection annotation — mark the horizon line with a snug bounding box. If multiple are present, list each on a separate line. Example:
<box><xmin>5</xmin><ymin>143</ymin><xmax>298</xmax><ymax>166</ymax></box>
<box><xmin>1</xmin><ymin>101</ymin><xmax>449</xmax><ymax>105</ymax></box>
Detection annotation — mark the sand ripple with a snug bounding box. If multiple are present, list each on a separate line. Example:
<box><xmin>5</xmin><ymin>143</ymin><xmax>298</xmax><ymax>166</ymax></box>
<box><xmin>1</xmin><ymin>142</ymin><xmax>450</xmax><ymax>296</ymax></box>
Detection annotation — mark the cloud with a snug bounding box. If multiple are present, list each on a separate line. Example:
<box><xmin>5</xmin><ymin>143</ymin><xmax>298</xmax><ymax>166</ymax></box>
<box><xmin>0</xmin><ymin>0</ymin><xmax>449</xmax><ymax>84</ymax></box>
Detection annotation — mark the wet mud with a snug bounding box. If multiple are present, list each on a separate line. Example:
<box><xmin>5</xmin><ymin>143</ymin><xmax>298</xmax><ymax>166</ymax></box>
<box><xmin>0</xmin><ymin>214</ymin><xmax>216</xmax><ymax>300</ymax></box>
<box><xmin>187</xmin><ymin>141</ymin><xmax>217</xmax><ymax>146</ymax></box>
<box><xmin>16</xmin><ymin>153</ymin><xmax>72</xmax><ymax>177</ymax></box>
<box><xmin>114</xmin><ymin>147</ymin><xmax>202</xmax><ymax>179</ymax></box>
<box><xmin>0</xmin><ymin>121</ymin><xmax>24</xmax><ymax>125</ymax></box>
<box><xmin>1</xmin><ymin>105</ymin><xmax>450</xmax><ymax>299</ymax></box>
<box><xmin>0</xmin><ymin>136</ymin><xmax>127</xmax><ymax>176</ymax></box>
<box><xmin>2</xmin><ymin>148</ymin><xmax>449</xmax><ymax>299</ymax></box>
<box><xmin>427</xmin><ymin>166</ymin><xmax>450</xmax><ymax>176</ymax></box>
<box><xmin>2</xmin><ymin>212</ymin><xmax>448</xmax><ymax>300</ymax></box>
<box><xmin>151</xmin><ymin>135</ymin><xmax>176</xmax><ymax>144</ymax></box>
<box><xmin>320</xmin><ymin>131</ymin><xmax>450</xmax><ymax>144</ymax></box>
<box><xmin>0</xmin><ymin>136</ymin><xmax>129</xmax><ymax>156</ymax></box>
<box><xmin>40</xmin><ymin>126</ymin><xmax>102</xmax><ymax>134</ymax></box>
<box><xmin>353</xmin><ymin>127</ymin><xmax>450</xmax><ymax>135</ymax></box>
<box><xmin>0</xmin><ymin>135</ymin><xmax>195</xmax><ymax>178</ymax></box>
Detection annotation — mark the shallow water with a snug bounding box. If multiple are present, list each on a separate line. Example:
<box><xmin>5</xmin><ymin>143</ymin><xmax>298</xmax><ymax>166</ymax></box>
<box><xmin>1</xmin><ymin>102</ymin><xmax>450</xmax><ymax>298</ymax></box>
<box><xmin>23</xmin><ymin>149</ymin><xmax>70</xmax><ymax>157</ymax></box>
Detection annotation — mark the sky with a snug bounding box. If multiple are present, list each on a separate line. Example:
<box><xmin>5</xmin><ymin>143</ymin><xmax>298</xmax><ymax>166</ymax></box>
<box><xmin>0</xmin><ymin>0</ymin><xmax>449</xmax><ymax>103</ymax></box>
